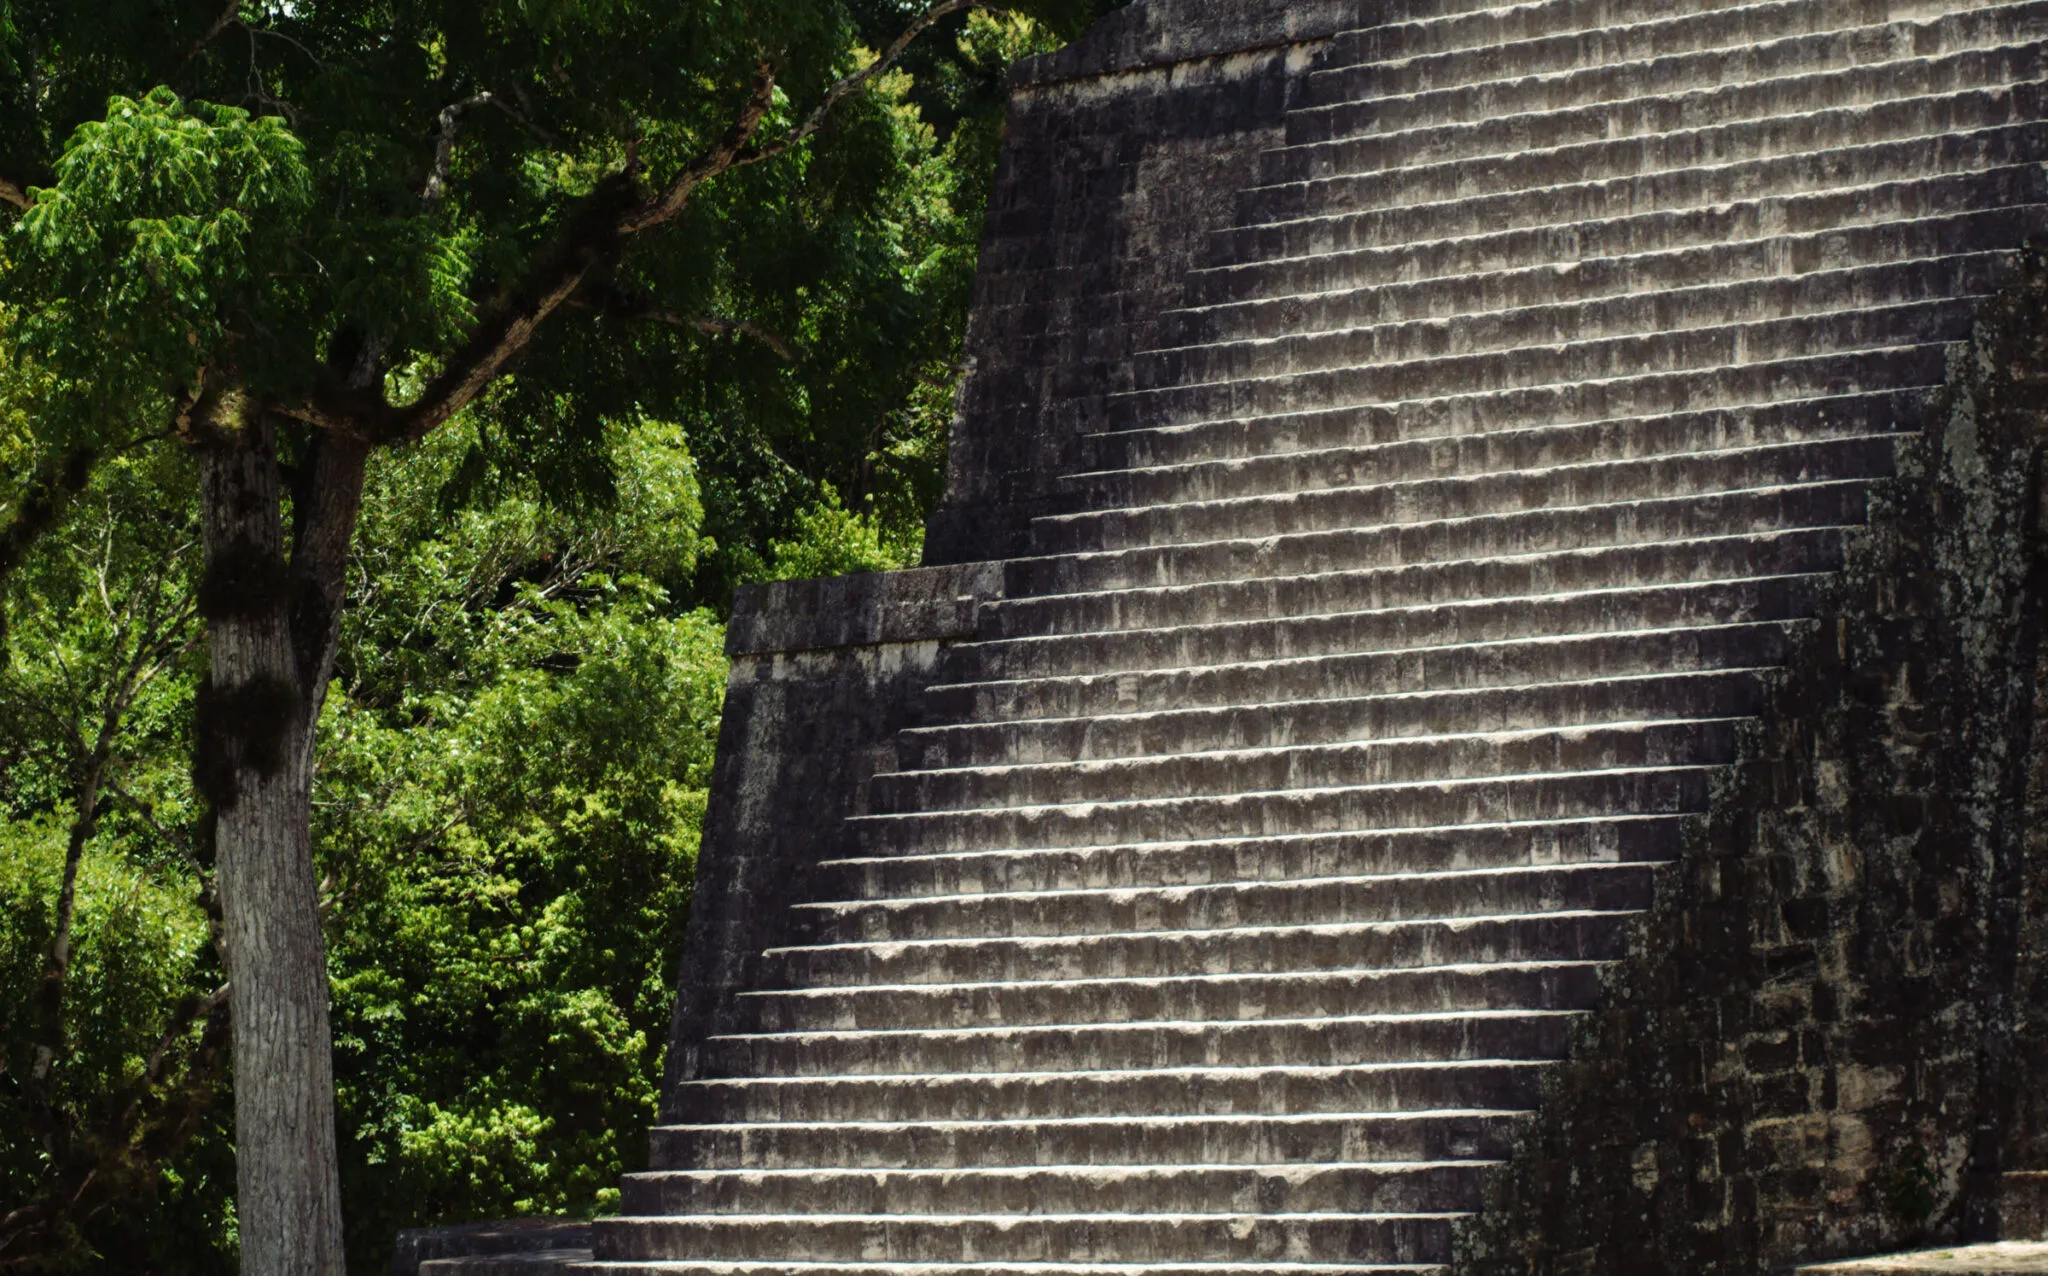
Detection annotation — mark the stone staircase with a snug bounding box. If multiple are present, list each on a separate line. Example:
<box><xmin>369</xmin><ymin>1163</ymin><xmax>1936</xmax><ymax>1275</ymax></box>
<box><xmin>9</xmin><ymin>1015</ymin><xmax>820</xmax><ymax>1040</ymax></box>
<box><xmin>578</xmin><ymin>0</ymin><xmax>2048</xmax><ymax>1271</ymax></box>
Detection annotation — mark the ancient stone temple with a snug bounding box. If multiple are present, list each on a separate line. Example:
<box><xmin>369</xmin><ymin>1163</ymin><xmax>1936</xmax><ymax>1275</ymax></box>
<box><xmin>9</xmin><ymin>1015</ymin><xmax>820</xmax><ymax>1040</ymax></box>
<box><xmin>414</xmin><ymin>0</ymin><xmax>2048</xmax><ymax>1271</ymax></box>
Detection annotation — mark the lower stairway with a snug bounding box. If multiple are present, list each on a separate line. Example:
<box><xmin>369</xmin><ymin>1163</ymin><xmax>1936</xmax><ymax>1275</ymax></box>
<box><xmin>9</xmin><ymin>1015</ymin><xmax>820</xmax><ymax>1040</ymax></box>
<box><xmin>511</xmin><ymin>0</ymin><xmax>2048</xmax><ymax>1272</ymax></box>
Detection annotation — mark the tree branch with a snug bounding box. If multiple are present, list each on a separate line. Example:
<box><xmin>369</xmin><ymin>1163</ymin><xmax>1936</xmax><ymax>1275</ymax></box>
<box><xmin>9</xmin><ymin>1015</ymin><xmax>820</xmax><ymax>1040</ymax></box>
<box><xmin>0</xmin><ymin>177</ymin><xmax>31</xmax><ymax>211</ymax></box>
<box><xmin>0</xmin><ymin>978</ymin><xmax>231</xmax><ymax>1267</ymax></box>
<box><xmin>0</xmin><ymin>448</ymin><xmax>99</xmax><ymax>602</ymax></box>
<box><xmin>616</xmin><ymin>57</ymin><xmax>780</xmax><ymax>236</ymax></box>
<box><xmin>423</xmin><ymin>92</ymin><xmax>497</xmax><ymax>203</ymax></box>
<box><xmin>305</xmin><ymin>0</ymin><xmax>993</xmax><ymax>446</ymax></box>
<box><xmin>663</xmin><ymin>313</ymin><xmax>798</xmax><ymax>362</ymax></box>
<box><xmin>26</xmin><ymin>745</ymin><xmax>106</xmax><ymax>1144</ymax></box>
<box><xmin>285</xmin><ymin>428</ymin><xmax>370</xmax><ymax>743</ymax></box>
<box><xmin>177</xmin><ymin>0</ymin><xmax>243</xmax><ymax>64</ymax></box>
<box><xmin>564</xmin><ymin>297</ymin><xmax>797</xmax><ymax>361</ymax></box>
<box><xmin>741</xmin><ymin>0</ymin><xmax>994</xmax><ymax>169</ymax></box>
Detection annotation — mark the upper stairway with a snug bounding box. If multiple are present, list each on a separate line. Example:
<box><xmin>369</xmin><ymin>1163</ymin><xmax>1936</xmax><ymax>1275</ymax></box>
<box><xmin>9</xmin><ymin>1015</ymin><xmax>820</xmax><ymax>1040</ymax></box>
<box><xmin>583</xmin><ymin>0</ymin><xmax>2048</xmax><ymax>1272</ymax></box>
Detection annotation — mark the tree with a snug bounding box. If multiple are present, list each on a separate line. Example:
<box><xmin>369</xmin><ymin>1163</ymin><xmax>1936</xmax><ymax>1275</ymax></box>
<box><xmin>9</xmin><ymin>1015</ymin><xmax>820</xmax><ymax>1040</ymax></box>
<box><xmin>0</xmin><ymin>2</ymin><xmax>1099</xmax><ymax>1268</ymax></box>
<box><xmin>0</xmin><ymin>439</ymin><xmax>228</xmax><ymax>1269</ymax></box>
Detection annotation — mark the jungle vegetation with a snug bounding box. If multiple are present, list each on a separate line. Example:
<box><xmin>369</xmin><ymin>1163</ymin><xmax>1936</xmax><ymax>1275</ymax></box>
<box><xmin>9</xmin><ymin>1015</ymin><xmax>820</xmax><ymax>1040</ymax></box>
<box><xmin>0</xmin><ymin>1</ymin><xmax>1113</xmax><ymax>1270</ymax></box>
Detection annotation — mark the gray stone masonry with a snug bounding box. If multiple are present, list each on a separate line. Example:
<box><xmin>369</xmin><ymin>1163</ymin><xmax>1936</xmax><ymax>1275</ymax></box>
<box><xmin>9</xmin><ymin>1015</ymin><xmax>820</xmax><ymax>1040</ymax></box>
<box><xmin>1799</xmin><ymin>1243</ymin><xmax>2048</xmax><ymax>1274</ymax></box>
<box><xmin>418</xmin><ymin>0</ymin><xmax>2048</xmax><ymax>1270</ymax></box>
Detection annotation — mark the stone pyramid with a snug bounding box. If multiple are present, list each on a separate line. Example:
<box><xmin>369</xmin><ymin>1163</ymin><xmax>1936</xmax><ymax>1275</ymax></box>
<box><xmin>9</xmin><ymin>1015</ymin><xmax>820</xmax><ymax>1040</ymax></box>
<box><xmin>519</xmin><ymin>0</ymin><xmax>2048</xmax><ymax>1271</ymax></box>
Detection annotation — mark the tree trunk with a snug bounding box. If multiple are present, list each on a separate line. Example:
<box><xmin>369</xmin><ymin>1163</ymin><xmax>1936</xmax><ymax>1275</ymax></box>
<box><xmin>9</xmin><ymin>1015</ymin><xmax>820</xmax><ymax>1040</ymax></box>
<box><xmin>198</xmin><ymin>420</ymin><xmax>347</xmax><ymax>1275</ymax></box>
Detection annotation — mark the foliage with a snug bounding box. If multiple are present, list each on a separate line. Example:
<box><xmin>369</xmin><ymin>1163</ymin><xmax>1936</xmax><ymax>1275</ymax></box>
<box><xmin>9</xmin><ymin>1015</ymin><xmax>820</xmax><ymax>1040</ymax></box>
<box><xmin>0</xmin><ymin>424</ymin><xmax>229</xmax><ymax>1271</ymax></box>
<box><xmin>765</xmin><ymin>483</ymin><xmax>921</xmax><ymax>580</ymax></box>
<box><xmin>0</xmin><ymin>0</ymin><xmax>1125</xmax><ymax>1269</ymax></box>
<box><xmin>9</xmin><ymin>87</ymin><xmax>313</xmax><ymax>434</ymax></box>
<box><xmin>0</xmin><ymin>820</ymin><xmax>236</xmax><ymax>1272</ymax></box>
<box><xmin>0</xmin><ymin>410</ymin><xmax>739</xmax><ymax>1273</ymax></box>
<box><xmin>0</xmin><ymin>2</ymin><xmax>1094</xmax><ymax>596</ymax></box>
<box><xmin>320</xmin><ymin>422</ymin><xmax>729</xmax><ymax>1265</ymax></box>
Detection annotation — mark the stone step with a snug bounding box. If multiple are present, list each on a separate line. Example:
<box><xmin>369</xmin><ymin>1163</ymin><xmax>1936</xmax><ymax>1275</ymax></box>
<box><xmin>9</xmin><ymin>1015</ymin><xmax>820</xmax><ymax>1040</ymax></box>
<box><xmin>1280</xmin><ymin>46</ymin><xmax>2048</xmax><ymax>184</ymax></box>
<box><xmin>1213</xmin><ymin>125</ymin><xmax>2048</xmax><ymax>267</ymax></box>
<box><xmin>617</xmin><ymin>1161</ymin><xmax>1492</xmax><ymax>1218</ymax></box>
<box><xmin>902</xmin><ymin>669</ymin><xmax>1767</xmax><ymax>769</ymax></box>
<box><xmin>1013</xmin><ymin>245</ymin><xmax>1998</xmax><ymax>403</ymax></box>
<box><xmin>1255</xmin><ymin>84</ymin><xmax>2048</xmax><ymax>229</ymax></box>
<box><xmin>1011</xmin><ymin>485</ymin><xmax>1868</xmax><ymax>601</ymax></box>
<box><xmin>1106</xmin><ymin>299</ymin><xmax>1971</xmax><ymax>430</ymax></box>
<box><xmin>1084</xmin><ymin>344</ymin><xmax>1944</xmax><ymax>469</ymax></box>
<box><xmin>984</xmin><ymin>530</ymin><xmax>1841</xmax><ymax>641</ymax></box>
<box><xmin>590</xmin><ymin>1213</ymin><xmax>1457</xmax><ymax>1266</ymax></box>
<box><xmin>1796</xmin><ymin>1242</ymin><xmax>2048</xmax><ymax>1272</ymax></box>
<box><xmin>934</xmin><ymin>625</ymin><xmax>1797</xmax><ymax>725</ymax></box>
<box><xmin>1167</xmin><ymin>211</ymin><xmax>2043</xmax><ymax>350</ymax></box>
<box><xmin>954</xmin><ymin>577</ymin><xmax>1821</xmax><ymax>684</ymax></box>
<box><xmin>1086</xmin><ymin>361</ymin><xmax>1939</xmax><ymax>493</ymax></box>
<box><xmin>738</xmin><ymin>961</ymin><xmax>1611</xmax><ymax>1034</ymax></box>
<box><xmin>646</xmin><ymin>1110</ymin><xmax>1526</xmax><ymax>1171</ymax></box>
<box><xmin>989</xmin><ymin>166</ymin><xmax>2037</xmax><ymax>368</ymax></box>
<box><xmin>420</xmin><ymin>1254</ymin><xmax>590</xmax><ymax>1275</ymax></box>
<box><xmin>578</xmin><ymin>1264</ymin><xmax>1444</xmax><ymax>1276</ymax></box>
<box><xmin>978</xmin><ymin>192</ymin><xmax>2033</xmax><ymax>350</ymax></box>
<box><xmin>1036</xmin><ymin>438</ymin><xmax>1898</xmax><ymax>557</ymax></box>
<box><xmin>669</xmin><ymin>1060</ymin><xmax>1557</xmax><ymax>1124</ymax></box>
<box><xmin>1305</xmin><ymin>0</ymin><xmax>2004</xmax><ymax>108</ymax></box>
<box><xmin>847</xmin><ymin>767</ymin><xmax>1711</xmax><ymax>855</ymax></box>
<box><xmin>1015</xmin><ymin>483</ymin><xmax>1867</xmax><ymax>602</ymax></box>
<box><xmin>972</xmin><ymin>152</ymin><xmax>2040</xmax><ymax>337</ymax></box>
<box><xmin>793</xmin><ymin>865</ymin><xmax>1657</xmax><ymax>951</ymax></box>
<box><xmin>1076</xmin><ymin>392</ymin><xmax>1912</xmax><ymax>505</ymax></box>
<box><xmin>1144</xmin><ymin>255</ymin><xmax>2011</xmax><ymax>392</ymax></box>
<box><xmin>1200</xmin><ymin>170</ymin><xmax>2046</xmax><ymax>314</ymax></box>
<box><xmin>1289</xmin><ymin>9</ymin><xmax>2048</xmax><ymax>145</ymax></box>
<box><xmin>815</xmin><ymin>817</ymin><xmax>1683</xmax><ymax>903</ymax></box>
<box><xmin>868</xmin><ymin>721</ymin><xmax>1736</xmax><ymax>816</ymax></box>
<box><xmin>702</xmin><ymin>1009</ymin><xmax>1582</xmax><ymax>1077</ymax></box>
<box><xmin>763</xmin><ymin>908</ymin><xmax>1639</xmax><ymax>988</ymax></box>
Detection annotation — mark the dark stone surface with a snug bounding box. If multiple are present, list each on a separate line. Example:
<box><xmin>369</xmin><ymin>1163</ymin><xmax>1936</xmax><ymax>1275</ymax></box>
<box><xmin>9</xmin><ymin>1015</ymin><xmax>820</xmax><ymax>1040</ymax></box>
<box><xmin>725</xmin><ymin>562</ymin><xmax>1003</xmax><ymax>656</ymax></box>
<box><xmin>389</xmin><ymin>1219</ymin><xmax>590</xmax><ymax>1275</ymax></box>
<box><xmin>658</xmin><ymin>564</ymin><xmax>1004</xmax><ymax>1102</ymax></box>
<box><xmin>1009</xmin><ymin>0</ymin><xmax>1364</xmax><ymax>85</ymax></box>
<box><xmin>922</xmin><ymin>7</ymin><xmax>1327</xmax><ymax>566</ymax></box>
<box><xmin>1452</xmin><ymin>254</ymin><xmax>2048</xmax><ymax>1276</ymax></box>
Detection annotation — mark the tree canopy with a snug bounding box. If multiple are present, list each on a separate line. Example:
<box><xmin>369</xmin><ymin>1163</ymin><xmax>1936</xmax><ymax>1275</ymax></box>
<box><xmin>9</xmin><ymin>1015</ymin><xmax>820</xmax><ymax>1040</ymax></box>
<box><xmin>0</xmin><ymin>1</ymin><xmax>1117</xmax><ymax>1270</ymax></box>
<box><xmin>0</xmin><ymin>0</ymin><xmax>1098</xmax><ymax>592</ymax></box>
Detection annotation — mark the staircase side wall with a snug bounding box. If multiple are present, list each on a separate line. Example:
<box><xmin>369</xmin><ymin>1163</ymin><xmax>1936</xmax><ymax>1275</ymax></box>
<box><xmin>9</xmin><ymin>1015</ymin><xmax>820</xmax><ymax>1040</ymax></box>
<box><xmin>922</xmin><ymin>4</ymin><xmax>1343</xmax><ymax>566</ymax></box>
<box><xmin>1453</xmin><ymin>260</ymin><xmax>2048</xmax><ymax>1275</ymax></box>
<box><xmin>660</xmin><ymin>0</ymin><xmax>1358</xmax><ymax>1108</ymax></box>
<box><xmin>658</xmin><ymin>564</ymin><xmax>1001</xmax><ymax>1106</ymax></box>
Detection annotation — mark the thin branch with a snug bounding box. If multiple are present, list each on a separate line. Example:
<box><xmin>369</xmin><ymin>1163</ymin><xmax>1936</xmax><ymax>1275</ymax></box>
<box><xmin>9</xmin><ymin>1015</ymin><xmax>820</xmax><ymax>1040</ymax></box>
<box><xmin>564</xmin><ymin>298</ymin><xmax>797</xmax><ymax>361</ymax></box>
<box><xmin>176</xmin><ymin>0</ymin><xmax>242</xmax><ymax>64</ymax></box>
<box><xmin>423</xmin><ymin>92</ymin><xmax>497</xmax><ymax>203</ymax></box>
<box><xmin>742</xmin><ymin>0</ymin><xmax>994</xmax><ymax>168</ymax></box>
<box><xmin>137</xmin><ymin>984</ymin><xmax>229</xmax><ymax>1092</ymax></box>
<box><xmin>662</xmin><ymin>313</ymin><xmax>797</xmax><ymax>362</ymax></box>
<box><xmin>0</xmin><ymin>177</ymin><xmax>30</xmax><ymax>211</ymax></box>
<box><xmin>241</xmin><ymin>26</ymin><xmax>299</xmax><ymax>126</ymax></box>
<box><xmin>290</xmin><ymin>0</ymin><xmax>995</xmax><ymax>445</ymax></box>
<box><xmin>27</xmin><ymin>741</ymin><xmax>110</xmax><ymax>1144</ymax></box>
<box><xmin>487</xmin><ymin>93</ymin><xmax>558</xmax><ymax>145</ymax></box>
<box><xmin>616</xmin><ymin>57</ymin><xmax>780</xmax><ymax>235</ymax></box>
<box><xmin>245</xmin><ymin>22</ymin><xmax>329</xmax><ymax>72</ymax></box>
<box><xmin>103</xmin><ymin>779</ymin><xmax>196</xmax><ymax>865</ymax></box>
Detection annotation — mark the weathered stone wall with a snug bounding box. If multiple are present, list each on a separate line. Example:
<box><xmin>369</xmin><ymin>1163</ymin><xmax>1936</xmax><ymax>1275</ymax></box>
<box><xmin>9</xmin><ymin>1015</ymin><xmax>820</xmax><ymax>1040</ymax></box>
<box><xmin>1453</xmin><ymin>255</ymin><xmax>2048</xmax><ymax>1275</ymax></box>
<box><xmin>922</xmin><ymin>0</ymin><xmax>1350</xmax><ymax>565</ymax></box>
<box><xmin>657</xmin><ymin>564</ymin><xmax>1001</xmax><ymax>1104</ymax></box>
<box><xmin>663</xmin><ymin>0</ymin><xmax>1358</xmax><ymax>1113</ymax></box>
